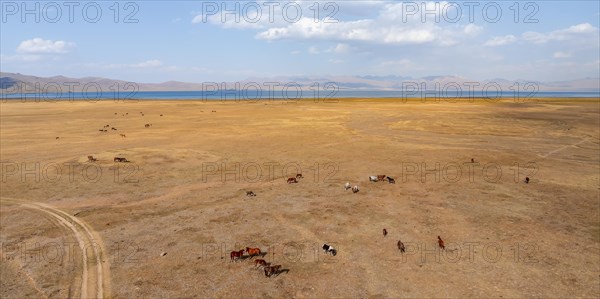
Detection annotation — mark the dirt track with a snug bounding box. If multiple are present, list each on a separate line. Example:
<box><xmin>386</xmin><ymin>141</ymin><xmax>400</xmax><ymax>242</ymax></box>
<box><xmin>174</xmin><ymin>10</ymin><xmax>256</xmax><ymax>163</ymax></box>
<box><xmin>1</xmin><ymin>198</ymin><xmax>110</xmax><ymax>299</ymax></box>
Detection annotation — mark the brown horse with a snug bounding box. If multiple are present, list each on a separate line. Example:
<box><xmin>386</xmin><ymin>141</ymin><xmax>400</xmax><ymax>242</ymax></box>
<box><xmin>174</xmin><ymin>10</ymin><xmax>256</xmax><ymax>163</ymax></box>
<box><xmin>397</xmin><ymin>240</ymin><xmax>405</xmax><ymax>253</ymax></box>
<box><xmin>438</xmin><ymin>236</ymin><xmax>445</xmax><ymax>250</ymax></box>
<box><xmin>246</xmin><ymin>247</ymin><xmax>261</xmax><ymax>258</ymax></box>
<box><xmin>254</xmin><ymin>259</ymin><xmax>268</xmax><ymax>268</ymax></box>
<box><xmin>230</xmin><ymin>249</ymin><xmax>244</xmax><ymax>262</ymax></box>
<box><xmin>264</xmin><ymin>265</ymin><xmax>282</xmax><ymax>277</ymax></box>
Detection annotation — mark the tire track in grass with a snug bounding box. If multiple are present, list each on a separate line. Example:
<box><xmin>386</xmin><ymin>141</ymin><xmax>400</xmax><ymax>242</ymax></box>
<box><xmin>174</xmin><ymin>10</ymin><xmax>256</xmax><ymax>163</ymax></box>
<box><xmin>1</xmin><ymin>197</ymin><xmax>111</xmax><ymax>299</ymax></box>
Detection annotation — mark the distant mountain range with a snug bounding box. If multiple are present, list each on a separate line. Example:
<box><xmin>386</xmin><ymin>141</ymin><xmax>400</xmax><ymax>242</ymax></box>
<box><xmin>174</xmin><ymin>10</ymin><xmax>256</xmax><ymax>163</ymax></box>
<box><xmin>1</xmin><ymin>72</ymin><xmax>598</xmax><ymax>93</ymax></box>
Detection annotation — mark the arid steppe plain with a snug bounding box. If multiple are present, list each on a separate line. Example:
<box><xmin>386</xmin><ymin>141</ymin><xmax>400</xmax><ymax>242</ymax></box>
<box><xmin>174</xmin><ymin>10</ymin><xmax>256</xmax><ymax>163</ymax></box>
<box><xmin>1</xmin><ymin>98</ymin><xmax>599</xmax><ymax>298</ymax></box>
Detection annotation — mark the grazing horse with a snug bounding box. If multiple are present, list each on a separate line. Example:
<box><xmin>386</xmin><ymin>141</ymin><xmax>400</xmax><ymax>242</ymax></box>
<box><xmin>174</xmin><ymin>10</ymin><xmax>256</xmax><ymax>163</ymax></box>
<box><xmin>88</xmin><ymin>155</ymin><xmax>97</xmax><ymax>162</ymax></box>
<box><xmin>246</xmin><ymin>191</ymin><xmax>256</xmax><ymax>197</ymax></box>
<box><xmin>387</xmin><ymin>177</ymin><xmax>395</xmax><ymax>184</ymax></box>
<box><xmin>438</xmin><ymin>236</ymin><xmax>445</xmax><ymax>250</ymax></box>
<box><xmin>264</xmin><ymin>265</ymin><xmax>282</xmax><ymax>277</ymax></box>
<box><xmin>377</xmin><ymin>175</ymin><xmax>386</xmax><ymax>181</ymax></box>
<box><xmin>120</xmin><ymin>134</ymin><xmax>126</xmax><ymax>138</ymax></box>
<box><xmin>287</xmin><ymin>177</ymin><xmax>298</xmax><ymax>184</ymax></box>
<box><xmin>397</xmin><ymin>240</ymin><xmax>406</xmax><ymax>253</ymax></box>
<box><xmin>114</xmin><ymin>157</ymin><xmax>128</xmax><ymax>163</ymax></box>
<box><xmin>322</xmin><ymin>244</ymin><xmax>337</xmax><ymax>256</ymax></box>
<box><xmin>230</xmin><ymin>249</ymin><xmax>244</xmax><ymax>262</ymax></box>
<box><xmin>352</xmin><ymin>185</ymin><xmax>359</xmax><ymax>193</ymax></box>
<box><xmin>55</xmin><ymin>137</ymin><xmax>60</xmax><ymax>139</ymax></box>
<box><xmin>295</xmin><ymin>173</ymin><xmax>303</xmax><ymax>179</ymax></box>
<box><xmin>525</xmin><ymin>177</ymin><xmax>530</xmax><ymax>184</ymax></box>
<box><xmin>112</xmin><ymin>127</ymin><xmax>117</xmax><ymax>130</ymax></box>
<box><xmin>369</xmin><ymin>176</ymin><xmax>378</xmax><ymax>182</ymax></box>
<box><xmin>246</xmin><ymin>247</ymin><xmax>261</xmax><ymax>258</ymax></box>
<box><xmin>344</xmin><ymin>182</ymin><xmax>351</xmax><ymax>190</ymax></box>
<box><xmin>145</xmin><ymin>124</ymin><xmax>150</xmax><ymax>128</ymax></box>
<box><xmin>383</xmin><ymin>228</ymin><xmax>388</xmax><ymax>237</ymax></box>
<box><xmin>471</xmin><ymin>158</ymin><xmax>475</xmax><ymax>163</ymax></box>
<box><xmin>254</xmin><ymin>259</ymin><xmax>268</xmax><ymax>268</ymax></box>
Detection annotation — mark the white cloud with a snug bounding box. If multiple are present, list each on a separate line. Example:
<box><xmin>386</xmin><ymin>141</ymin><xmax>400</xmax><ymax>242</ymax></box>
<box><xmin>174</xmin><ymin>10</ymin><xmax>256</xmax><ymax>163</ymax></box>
<box><xmin>522</xmin><ymin>23</ymin><xmax>598</xmax><ymax>44</ymax></box>
<box><xmin>255</xmin><ymin>17</ymin><xmax>450</xmax><ymax>45</ymax></box>
<box><xmin>564</xmin><ymin>23</ymin><xmax>596</xmax><ymax>33</ymax></box>
<box><xmin>308</xmin><ymin>46</ymin><xmax>320</xmax><ymax>54</ymax></box>
<box><xmin>290</xmin><ymin>50</ymin><xmax>301</xmax><ymax>55</ymax></box>
<box><xmin>328</xmin><ymin>59</ymin><xmax>344</xmax><ymax>64</ymax></box>
<box><xmin>131</xmin><ymin>60</ymin><xmax>163</xmax><ymax>68</ymax></box>
<box><xmin>553</xmin><ymin>51</ymin><xmax>571</xmax><ymax>58</ymax></box>
<box><xmin>196</xmin><ymin>2</ymin><xmax>481</xmax><ymax>47</ymax></box>
<box><xmin>484</xmin><ymin>35</ymin><xmax>517</xmax><ymax>47</ymax></box>
<box><xmin>16</xmin><ymin>38</ymin><xmax>74</xmax><ymax>54</ymax></box>
<box><xmin>328</xmin><ymin>43</ymin><xmax>351</xmax><ymax>53</ymax></box>
<box><xmin>463</xmin><ymin>24</ymin><xmax>483</xmax><ymax>36</ymax></box>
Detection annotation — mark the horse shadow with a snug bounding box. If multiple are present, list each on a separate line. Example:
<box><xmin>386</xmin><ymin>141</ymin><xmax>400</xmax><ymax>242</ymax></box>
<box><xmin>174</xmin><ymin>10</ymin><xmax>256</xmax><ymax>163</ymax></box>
<box><xmin>242</xmin><ymin>252</ymin><xmax>268</xmax><ymax>260</ymax></box>
<box><xmin>272</xmin><ymin>268</ymin><xmax>290</xmax><ymax>277</ymax></box>
<box><xmin>270</xmin><ymin>269</ymin><xmax>290</xmax><ymax>277</ymax></box>
<box><xmin>238</xmin><ymin>255</ymin><xmax>252</xmax><ymax>261</ymax></box>
<box><xmin>247</xmin><ymin>252</ymin><xmax>268</xmax><ymax>259</ymax></box>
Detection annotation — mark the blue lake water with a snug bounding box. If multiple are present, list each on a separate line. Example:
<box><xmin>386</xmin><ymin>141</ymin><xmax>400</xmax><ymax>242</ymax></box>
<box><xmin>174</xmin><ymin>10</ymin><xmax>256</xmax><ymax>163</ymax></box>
<box><xmin>2</xmin><ymin>90</ymin><xmax>599</xmax><ymax>101</ymax></box>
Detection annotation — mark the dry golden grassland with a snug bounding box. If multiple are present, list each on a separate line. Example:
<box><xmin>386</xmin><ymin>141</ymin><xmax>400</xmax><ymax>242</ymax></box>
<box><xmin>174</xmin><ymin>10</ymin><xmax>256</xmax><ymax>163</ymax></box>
<box><xmin>1</xmin><ymin>98</ymin><xmax>599</xmax><ymax>298</ymax></box>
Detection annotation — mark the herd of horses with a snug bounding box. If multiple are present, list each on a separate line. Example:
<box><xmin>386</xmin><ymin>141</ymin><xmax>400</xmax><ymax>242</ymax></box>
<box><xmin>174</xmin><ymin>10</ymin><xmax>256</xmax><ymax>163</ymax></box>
<box><xmin>368</xmin><ymin>175</ymin><xmax>395</xmax><ymax>184</ymax></box>
<box><xmin>231</xmin><ymin>229</ymin><xmax>445</xmax><ymax>279</ymax></box>
<box><xmin>341</xmin><ymin>174</ymin><xmax>395</xmax><ymax>195</ymax></box>
<box><xmin>96</xmin><ymin>112</ymin><xmax>159</xmax><ymax>138</ymax></box>
<box><xmin>87</xmin><ymin>155</ymin><xmax>130</xmax><ymax>163</ymax></box>
<box><xmin>230</xmin><ymin>244</ymin><xmax>341</xmax><ymax>277</ymax></box>
<box><xmin>82</xmin><ymin>127</ymin><xmax>532</xmax><ymax>280</ymax></box>
<box><xmin>229</xmin><ymin>247</ymin><xmax>288</xmax><ymax>277</ymax></box>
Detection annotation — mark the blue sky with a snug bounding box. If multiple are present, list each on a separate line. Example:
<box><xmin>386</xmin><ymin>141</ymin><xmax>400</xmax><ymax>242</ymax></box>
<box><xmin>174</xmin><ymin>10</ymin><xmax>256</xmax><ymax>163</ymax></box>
<box><xmin>1</xmin><ymin>0</ymin><xmax>599</xmax><ymax>83</ymax></box>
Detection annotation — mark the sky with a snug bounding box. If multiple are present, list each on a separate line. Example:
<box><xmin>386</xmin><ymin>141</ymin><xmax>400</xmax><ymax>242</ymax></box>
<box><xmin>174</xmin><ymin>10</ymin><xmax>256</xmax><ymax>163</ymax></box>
<box><xmin>1</xmin><ymin>0</ymin><xmax>599</xmax><ymax>83</ymax></box>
